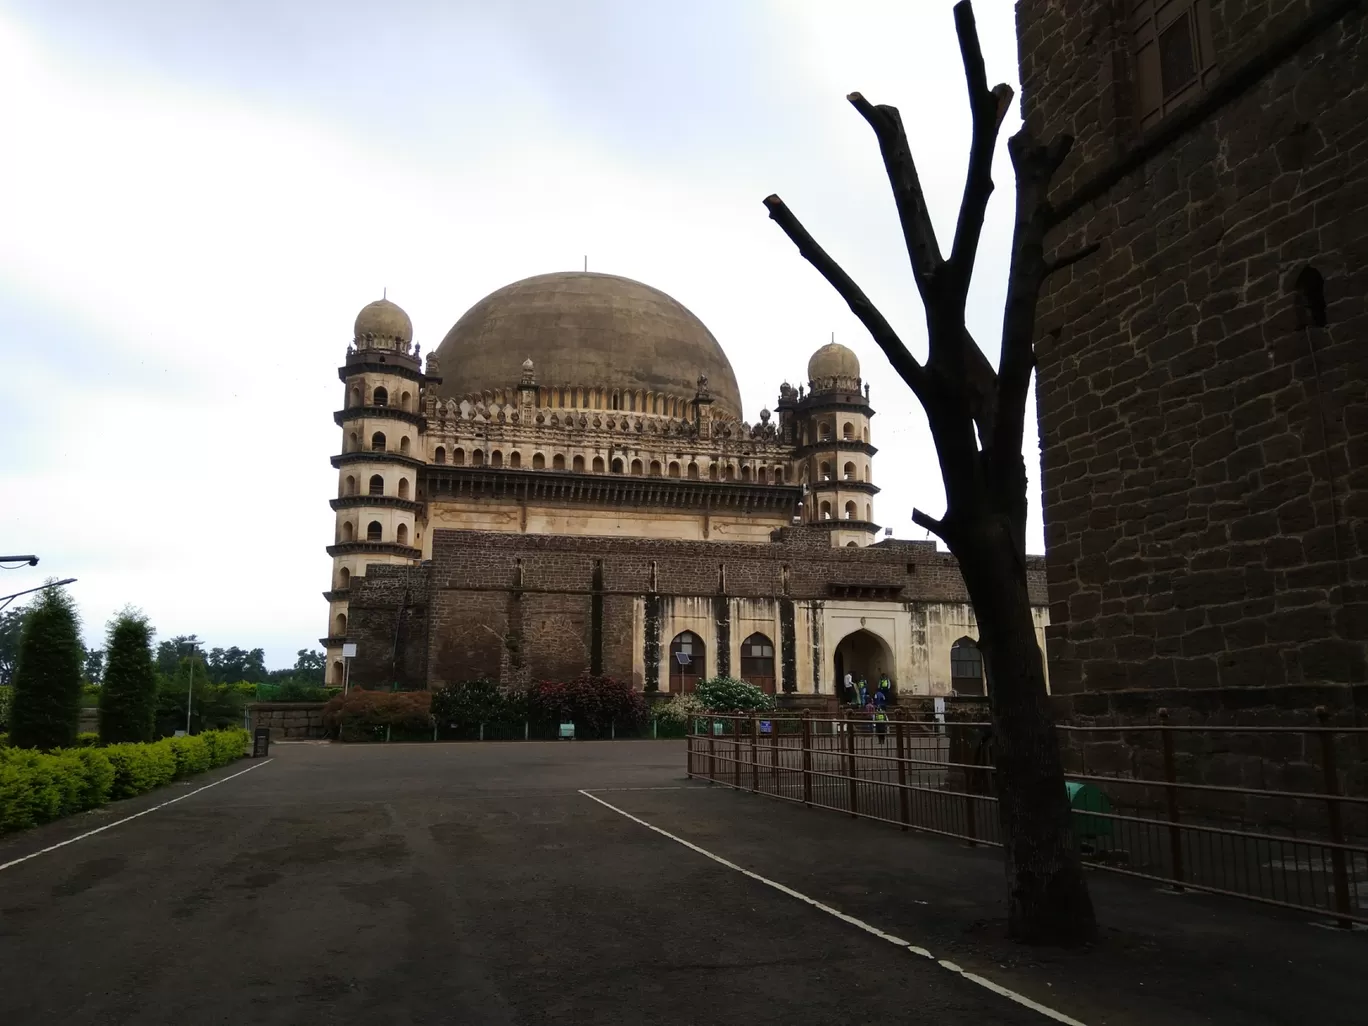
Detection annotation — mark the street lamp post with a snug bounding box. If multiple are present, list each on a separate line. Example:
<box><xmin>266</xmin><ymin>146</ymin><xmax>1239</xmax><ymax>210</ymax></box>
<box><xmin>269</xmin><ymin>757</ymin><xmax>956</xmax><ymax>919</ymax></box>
<box><xmin>185</xmin><ymin>641</ymin><xmax>201</xmax><ymax>736</ymax></box>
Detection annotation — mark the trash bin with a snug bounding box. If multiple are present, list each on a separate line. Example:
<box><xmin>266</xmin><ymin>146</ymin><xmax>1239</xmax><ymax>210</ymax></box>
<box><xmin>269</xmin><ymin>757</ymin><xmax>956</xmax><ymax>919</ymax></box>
<box><xmin>1066</xmin><ymin>781</ymin><xmax>1113</xmax><ymax>843</ymax></box>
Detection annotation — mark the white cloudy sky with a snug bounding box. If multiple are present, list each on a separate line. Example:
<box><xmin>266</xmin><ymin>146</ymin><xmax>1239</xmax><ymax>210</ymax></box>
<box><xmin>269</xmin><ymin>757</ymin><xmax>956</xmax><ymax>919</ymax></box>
<box><xmin>0</xmin><ymin>0</ymin><xmax>1036</xmax><ymax>669</ymax></box>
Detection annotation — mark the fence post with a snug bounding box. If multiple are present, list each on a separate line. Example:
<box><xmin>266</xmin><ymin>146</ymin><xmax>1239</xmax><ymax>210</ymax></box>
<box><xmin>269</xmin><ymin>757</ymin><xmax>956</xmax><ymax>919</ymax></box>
<box><xmin>653</xmin><ymin>717</ymin><xmax>658</xmax><ymax>740</ymax></box>
<box><xmin>385</xmin><ymin>724</ymin><xmax>392</xmax><ymax>743</ymax></box>
<box><xmin>611</xmin><ymin>719</ymin><xmax>616</xmax><ymax>741</ymax></box>
<box><xmin>733</xmin><ymin>717</ymin><xmax>742</xmax><ymax>790</ymax></box>
<box><xmin>896</xmin><ymin>719</ymin><xmax>910</xmax><ymax>831</ymax></box>
<box><xmin>802</xmin><ymin>711</ymin><xmax>813</xmax><ymax>807</ymax></box>
<box><xmin>708</xmin><ymin>730</ymin><xmax>716</xmax><ymax>783</ymax></box>
<box><xmin>961</xmin><ymin>724</ymin><xmax>977</xmax><ymax>847</ymax></box>
<box><xmin>750</xmin><ymin>713</ymin><xmax>760</xmax><ymax>792</ymax></box>
<box><xmin>686</xmin><ymin>730</ymin><xmax>693</xmax><ymax>778</ymax></box>
<box><xmin>770</xmin><ymin>718</ymin><xmax>780</xmax><ymax>793</ymax></box>
<box><xmin>1316</xmin><ymin>706</ymin><xmax>1353</xmax><ymax>928</ymax></box>
<box><xmin>845</xmin><ymin>711</ymin><xmax>858</xmax><ymax>817</ymax></box>
<box><xmin>479</xmin><ymin>722</ymin><xmax>484</xmax><ymax>742</ymax></box>
<box><xmin>524</xmin><ymin>720</ymin><xmax>529</xmax><ymax>741</ymax></box>
<box><xmin>1159</xmin><ymin>708</ymin><xmax>1185</xmax><ymax>891</ymax></box>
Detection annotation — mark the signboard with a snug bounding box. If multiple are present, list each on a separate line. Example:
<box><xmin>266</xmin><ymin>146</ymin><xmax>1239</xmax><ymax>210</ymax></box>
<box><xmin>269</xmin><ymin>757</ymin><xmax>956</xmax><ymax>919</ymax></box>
<box><xmin>342</xmin><ymin>643</ymin><xmax>358</xmax><ymax>658</ymax></box>
<box><xmin>559</xmin><ymin>722</ymin><xmax>576</xmax><ymax>740</ymax></box>
<box><xmin>712</xmin><ymin>720</ymin><xmax>724</xmax><ymax>736</ymax></box>
<box><xmin>252</xmin><ymin>727</ymin><xmax>270</xmax><ymax>758</ymax></box>
<box><xmin>760</xmin><ymin>720</ymin><xmax>772</xmax><ymax>734</ymax></box>
<box><xmin>934</xmin><ymin>696</ymin><xmax>946</xmax><ymax>731</ymax></box>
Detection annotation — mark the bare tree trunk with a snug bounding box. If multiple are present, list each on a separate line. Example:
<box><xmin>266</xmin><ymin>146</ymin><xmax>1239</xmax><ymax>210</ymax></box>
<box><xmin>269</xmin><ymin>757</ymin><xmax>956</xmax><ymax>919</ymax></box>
<box><xmin>763</xmin><ymin>0</ymin><xmax>1098</xmax><ymax>944</ymax></box>
<box><xmin>955</xmin><ymin>522</ymin><xmax>1095</xmax><ymax>943</ymax></box>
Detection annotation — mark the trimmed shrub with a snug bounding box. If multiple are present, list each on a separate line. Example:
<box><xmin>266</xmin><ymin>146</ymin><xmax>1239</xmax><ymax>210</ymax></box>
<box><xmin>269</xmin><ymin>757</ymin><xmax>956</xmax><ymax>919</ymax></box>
<box><xmin>9</xmin><ymin>585</ymin><xmax>83</xmax><ymax>750</ymax></box>
<box><xmin>99</xmin><ymin>610</ymin><xmax>158</xmax><ymax>744</ymax></box>
<box><xmin>322</xmin><ymin>690</ymin><xmax>432</xmax><ymax>739</ymax></box>
<box><xmin>74</xmin><ymin>732</ymin><xmax>100</xmax><ymax>747</ymax></box>
<box><xmin>104</xmin><ymin>742</ymin><xmax>177</xmax><ymax>799</ymax></box>
<box><xmin>0</xmin><ymin>746</ymin><xmax>114</xmax><ymax>833</ymax></box>
<box><xmin>695</xmin><ymin>676</ymin><xmax>775</xmax><ymax>713</ymax></box>
<box><xmin>168</xmin><ymin>735</ymin><xmax>211</xmax><ymax>776</ymax></box>
<box><xmin>430</xmin><ymin>678</ymin><xmax>526</xmax><ymax>728</ymax></box>
<box><xmin>527</xmin><ymin>676</ymin><xmax>647</xmax><ymax>734</ymax></box>
<box><xmin>0</xmin><ymin>685</ymin><xmax>12</xmax><ymax>730</ymax></box>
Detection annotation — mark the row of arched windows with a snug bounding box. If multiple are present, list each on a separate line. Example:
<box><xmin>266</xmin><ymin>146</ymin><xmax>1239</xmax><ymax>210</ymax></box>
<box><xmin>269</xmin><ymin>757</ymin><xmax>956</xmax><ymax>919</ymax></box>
<box><xmin>668</xmin><ymin>631</ymin><xmax>776</xmax><ymax>694</ymax></box>
<box><xmin>809</xmin><ymin>421</ymin><xmax>870</xmax><ymax>444</ymax></box>
<box><xmin>341</xmin><ymin>474</ymin><xmax>411</xmax><ymax>499</ymax></box>
<box><xmin>432</xmin><ymin>445</ymin><xmax>792</xmax><ymax>482</ymax></box>
<box><xmin>536</xmin><ymin>386</ymin><xmax>693</xmax><ymax>418</ymax></box>
<box><xmin>345</xmin><ymin>431</ymin><xmax>413</xmax><ymax>455</ymax></box>
<box><xmin>347</xmin><ymin>384</ymin><xmax>414</xmax><ymax>411</ymax></box>
<box><xmin>817</xmin><ymin>460</ymin><xmax>871</xmax><ymax>482</ymax></box>
<box><xmin>338</xmin><ymin>520</ymin><xmax>411</xmax><ymax>546</ymax></box>
<box><xmin>818</xmin><ymin>500</ymin><xmax>871</xmax><ymax>521</ymax></box>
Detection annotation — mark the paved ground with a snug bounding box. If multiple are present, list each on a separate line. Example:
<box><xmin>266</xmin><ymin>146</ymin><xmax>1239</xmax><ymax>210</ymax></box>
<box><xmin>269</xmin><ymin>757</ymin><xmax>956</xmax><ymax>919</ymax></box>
<box><xmin>0</xmin><ymin>742</ymin><xmax>1362</xmax><ymax>1025</ymax></box>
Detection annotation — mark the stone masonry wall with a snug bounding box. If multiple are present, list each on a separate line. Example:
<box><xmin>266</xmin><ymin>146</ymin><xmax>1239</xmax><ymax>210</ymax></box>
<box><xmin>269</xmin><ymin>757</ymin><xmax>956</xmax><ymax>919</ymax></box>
<box><xmin>248</xmin><ymin>702</ymin><xmax>327</xmax><ymax>740</ymax></box>
<box><xmin>1018</xmin><ymin>1</ymin><xmax>1368</xmax><ymax>716</ymax></box>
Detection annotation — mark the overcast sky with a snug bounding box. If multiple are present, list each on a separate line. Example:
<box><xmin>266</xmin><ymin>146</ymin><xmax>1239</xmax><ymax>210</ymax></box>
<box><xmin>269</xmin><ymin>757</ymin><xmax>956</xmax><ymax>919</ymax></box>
<box><xmin>0</xmin><ymin>0</ymin><xmax>1034</xmax><ymax>669</ymax></box>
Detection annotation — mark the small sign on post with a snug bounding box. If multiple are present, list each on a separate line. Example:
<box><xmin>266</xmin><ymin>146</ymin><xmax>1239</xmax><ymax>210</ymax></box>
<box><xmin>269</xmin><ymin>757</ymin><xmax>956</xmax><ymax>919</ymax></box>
<box><xmin>559</xmin><ymin>722</ymin><xmax>575</xmax><ymax>740</ymax></box>
<box><xmin>934</xmin><ymin>696</ymin><xmax>947</xmax><ymax>733</ymax></box>
<box><xmin>252</xmin><ymin>727</ymin><xmax>270</xmax><ymax>758</ymax></box>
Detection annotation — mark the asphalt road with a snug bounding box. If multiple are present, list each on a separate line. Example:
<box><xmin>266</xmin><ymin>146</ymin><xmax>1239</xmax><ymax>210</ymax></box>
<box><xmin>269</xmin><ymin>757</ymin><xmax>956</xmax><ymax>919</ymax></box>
<box><xmin>0</xmin><ymin>741</ymin><xmax>1362</xmax><ymax>1025</ymax></box>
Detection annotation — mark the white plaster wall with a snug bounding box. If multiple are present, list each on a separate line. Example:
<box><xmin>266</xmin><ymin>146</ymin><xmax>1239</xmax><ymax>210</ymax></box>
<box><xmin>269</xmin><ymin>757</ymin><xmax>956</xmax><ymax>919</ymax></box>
<box><xmin>655</xmin><ymin>595</ymin><xmax>718</xmax><ymax>685</ymax></box>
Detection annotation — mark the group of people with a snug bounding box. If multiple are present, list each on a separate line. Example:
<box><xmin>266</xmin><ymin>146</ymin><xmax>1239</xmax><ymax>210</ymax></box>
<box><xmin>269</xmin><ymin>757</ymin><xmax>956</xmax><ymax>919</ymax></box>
<box><xmin>841</xmin><ymin>670</ymin><xmax>893</xmax><ymax>743</ymax></box>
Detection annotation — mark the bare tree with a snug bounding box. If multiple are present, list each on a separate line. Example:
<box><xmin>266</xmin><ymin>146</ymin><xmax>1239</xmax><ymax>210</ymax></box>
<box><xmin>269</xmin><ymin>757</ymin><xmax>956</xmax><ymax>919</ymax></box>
<box><xmin>764</xmin><ymin>0</ymin><xmax>1097</xmax><ymax>944</ymax></box>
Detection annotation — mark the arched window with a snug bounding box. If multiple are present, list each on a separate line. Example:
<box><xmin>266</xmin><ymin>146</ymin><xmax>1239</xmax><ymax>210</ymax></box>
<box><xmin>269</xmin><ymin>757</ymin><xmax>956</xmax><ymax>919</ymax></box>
<box><xmin>345</xmin><ymin>475</ymin><xmax>357</xmax><ymax>496</ymax></box>
<box><xmin>820</xmin><ymin>462</ymin><xmax>832</xmax><ymax>481</ymax></box>
<box><xmin>371</xmin><ymin>432</ymin><xmax>386</xmax><ymax>452</ymax></box>
<box><xmin>509</xmin><ymin>451</ymin><xmax>521</xmax><ymax>469</ymax></box>
<box><xmin>400</xmin><ymin>436</ymin><xmax>411</xmax><ymax>455</ymax></box>
<box><xmin>708</xmin><ymin>463</ymin><xmax>719</xmax><ymax>481</ymax></box>
<box><xmin>630</xmin><ymin>459</ymin><xmax>643</xmax><ymax>476</ymax></box>
<box><xmin>842</xmin><ymin>422</ymin><xmax>854</xmax><ymax>440</ymax></box>
<box><xmin>338</xmin><ymin>567</ymin><xmax>351</xmax><ymax>590</ymax></box>
<box><xmin>593</xmin><ymin>456</ymin><xmax>605</xmax><ymax>473</ymax></box>
<box><xmin>951</xmin><ymin>638</ymin><xmax>985</xmax><ymax>696</ymax></box>
<box><xmin>334</xmin><ymin>612</ymin><xmax>347</xmax><ymax>635</ymax></box>
<box><xmin>668</xmin><ymin>461</ymin><xmax>681</xmax><ymax>478</ymax></box>
<box><xmin>649</xmin><ymin>460</ymin><xmax>662</xmax><ymax>477</ymax></box>
<box><xmin>843</xmin><ymin>461</ymin><xmax>856</xmax><ymax>480</ymax></box>
<box><xmin>572</xmin><ymin>455</ymin><xmax>583</xmax><ymax>472</ymax></box>
<box><xmin>844</xmin><ymin>500</ymin><xmax>857</xmax><ymax>520</ymax></box>
<box><xmin>757</xmin><ymin>467</ymin><xmax>768</xmax><ymax>484</ymax></box>
<box><xmin>349</xmin><ymin>386</ymin><xmax>361</xmax><ymax>408</ymax></box>
<box><xmin>366</xmin><ymin>521</ymin><xmax>382</xmax><ymax>541</ymax></box>
<box><xmin>865</xmin><ymin>503</ymin><xmax>871</xmax><ymax>520</ymax></box>
<box><xmin>863</xmin><ymin>426</ymin><xmax>869</xmax><ymax>443</ymax></box>
<box><xmin>332</xmin><ymin>660</ymin><xmax>343</xmax><ymax>682</ymax></box>
<box><xmin>472</xmin><ymin>449</ymin><xmax>484</xmax><ymax>466</ymax></box>
<box><xmin>453</xmin><ymin>447</ymin><xmax>465</xmax><ymax>466</ymax></box>
<box><xmin>396</xmin><ymin>523</ymin><xmax>409</xmax><ymax>546</ymax></box>
<box><xmin>777</xmin><ymin>466</ymin><xmax>787</xmax><ymax>483</ymax></box>
<box><xmin>819</xmin><ymin>422</ymin><xmax>832</xmax><ymax>440</ymax></box>
<box><xmin>687</xmin><ymin>461</ymin><xmax>699</xmax><ymax>479</ymax></box>
<box><xmin>846</xmin><ymin>541</ymin><xmax>858</xmax><ymax>547</ymax></box>
<box><xmin>368</xmin><ymin>474</ymin><xmax>384</xmax><ymax>496</ymax></box>
<box><xmin>740</xmin><ymin>633</ymin><xmax>776</xmax><ymax>694</ymax></box>
<box><xmin>611</xmin><ymin>391</ymin><xmax>620</xmax><ymax>410</ymax></box>
<box><xmin>398</xmin><ymin>478</ymin><xmax>410</xmax><ymax>499</ymax></box>
<box><xmin>669</xmin><ymin>631</ymin><xmax>705</xmax><ymax>694</ymax></box>
<box><xmin>400</xmin><ymin>390</ymin><xmax>412</xmax><ymax>411</ymax></box>
<box><xmin>348</xmin><ymin>432</ymin><xmax>358</xmax><ymax>453</ymax></box>
<box><xmin>372</xmin><ymin>386</ymin><xmax>388</xmax><ymax>407</ymax></box>
<box><xmin>491</xmin><ymin>450</ymin><xmax>503</xmax><ymax>468</ymax></box>
<box><xmin>533</xmin><ymin>452</ymin><xmax>546</xmax><ymax>470</ymax></box>
<box><xmin>435</xmin><ymin>446</ymin><xmax>446</xmax><ymax>465</ymax></box>
<box><xmin>820</xmin><ymin>501</ymin><xmax>832</xmax><ymax>520</ymax></box>
<box><xmin>341</xmin><ymin>521</ymin><xmax>355</xmax><ymax>542</ymax></box>
<box><xmin>724</xmin><ymin>464</ymin><xmax>736</xmax><ymax>481</ymax></box>
<box><xmin>612</xmin><ymin>458</ymin><xmax>625</xmax><ymax>474</ymax></box>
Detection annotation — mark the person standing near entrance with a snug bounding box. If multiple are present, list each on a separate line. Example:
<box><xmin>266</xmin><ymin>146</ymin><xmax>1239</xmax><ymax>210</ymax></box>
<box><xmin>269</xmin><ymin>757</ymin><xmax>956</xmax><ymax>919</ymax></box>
<box><xmin>842</xmin><ymin>671</ymin><xmax>856</xmax><ymax>707</ymax></box>
<box><xmin>878</xmin><ymin>670</ymin><xmax>891</xmax><ymax>696</ymax></box>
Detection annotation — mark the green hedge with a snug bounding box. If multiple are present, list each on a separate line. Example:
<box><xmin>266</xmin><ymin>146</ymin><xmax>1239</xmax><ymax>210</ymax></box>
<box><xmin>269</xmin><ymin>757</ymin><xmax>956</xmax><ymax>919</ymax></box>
<box><xmin>0</xmin><ymin>728</ymin><xmax>248</xmax><ymax>834</ymax></box>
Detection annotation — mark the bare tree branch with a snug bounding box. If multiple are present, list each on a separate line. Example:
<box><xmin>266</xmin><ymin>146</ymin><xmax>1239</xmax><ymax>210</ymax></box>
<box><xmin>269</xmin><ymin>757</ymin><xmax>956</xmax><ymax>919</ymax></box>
<box><xmin>847</xmin><ymin>92</ymin><xmax>944</xmax><ymax>298</ymax></box>
<box><xmin>947</xmin><ymin>1</ymin><xmax>1015</xmax><ymax>302</ymax></box>
<box><xmin>1043</xmin><ymin>241</ymin><xmax>1102</xmax><ymax>279</ymax></box>
<box><xmin>763</xmin><ymin>194</ymin><xmax>927</xmax><ymax>398</ymax></box>
<box><xmin>911</xmin><ymin>507</ymin><xmax>948</xmax><ymax>540</ymax></box>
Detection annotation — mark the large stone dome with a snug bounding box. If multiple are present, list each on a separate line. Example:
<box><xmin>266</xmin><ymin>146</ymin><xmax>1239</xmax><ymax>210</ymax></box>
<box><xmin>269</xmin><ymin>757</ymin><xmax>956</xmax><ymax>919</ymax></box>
<box><xmin>354</xmin><ymin>297</ymin><xmax>412</xmax><ymax>343</ymax></box>
<box><xmin>433</xmin><ymin>272</ymin><xmax>743</xmax><ymax>419</ymax></box>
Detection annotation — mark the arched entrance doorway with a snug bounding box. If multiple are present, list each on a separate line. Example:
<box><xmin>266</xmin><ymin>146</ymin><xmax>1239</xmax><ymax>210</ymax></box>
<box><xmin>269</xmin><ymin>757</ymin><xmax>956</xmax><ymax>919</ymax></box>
<box><xmin>739</xmin><ymin>632</ymin><xmax>776</xmax><ymax>694</ymax></box>
<box><xmin>833</xmin><ymin>629</ymin><xmax>894</xmax><ymax>701</ymax></box>
<box><xmin>950</xmin><ymin>637</ymin><xmax>985</xmax><ymax>695</ymax></box>
<box><xmin>668</xmin><ymin>631</ymin><xmax>705</xmax><ymax>693</ymax></box>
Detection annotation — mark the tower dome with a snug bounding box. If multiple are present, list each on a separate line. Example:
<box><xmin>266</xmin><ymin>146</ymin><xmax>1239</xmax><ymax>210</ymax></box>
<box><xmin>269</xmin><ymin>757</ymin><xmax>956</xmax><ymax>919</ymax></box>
<box><xmin>807</xmin><ymin>342</ymin><xmax>860</xmax><ymax>382</ymax></box>
<box><xmin>354</xmin><ymin>297</ymin><xmax>413</xmax><ymax>343</ymax></box>
<box><xmin>433</xmin><ymin>272</ymin><xmax>743</xmax><ymax>419</ymax></box>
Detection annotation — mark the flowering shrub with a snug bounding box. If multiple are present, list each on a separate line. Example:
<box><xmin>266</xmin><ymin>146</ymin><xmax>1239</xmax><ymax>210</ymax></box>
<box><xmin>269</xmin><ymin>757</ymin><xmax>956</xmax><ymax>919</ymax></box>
<box><xmin>430</xmin><ymin>678</ymin><xmax>526</xmax><ymax>728</ymax></box>
<box><xmin>695</xmin><ymin>676</ymin><xmax>775</xmax><ymax>713</ymax></box>
<box><xmin>651</xmin><ymin>692</ymin><xmax>709</xmax><ymax>724</ymax></box>
<box><xmin>322</xmin><ymin>689</ymin><xmax>432</xmax><ymax>737</ymax></box>
<box><xmin>527</xmin><ymin>676</ymin><xmax>647</xmax><ymax>734</ymax></box>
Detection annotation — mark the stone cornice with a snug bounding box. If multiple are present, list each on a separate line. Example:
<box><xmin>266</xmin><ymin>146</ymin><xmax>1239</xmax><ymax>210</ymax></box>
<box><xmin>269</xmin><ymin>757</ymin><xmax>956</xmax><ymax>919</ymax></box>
<box><xmin>807</xmin><ymin>479</ymin><xmax>881</xmax><ymax>496</ymax></box>
<box><xmin>805</xmin><ymin>518</ymin><xmax>882</xmax><ymax>534</ymax></box>
<box><xmin>334</xmin><ymin>406</ymin><xmax>425</xmax><ymax>429</ymax></box>
<box><xmin>423</xmin><ymin>465</ymin><xmax>802</xmax><ymax>516</ymax></box>
<box><xmin>330</xmin><ymin>495</ymin><xmax>424</xmax><ymax>514</ymax></box>
<box><xmin>338</xmin><ymin>360</ymin><xmax>425</xmax><ymax>384</ymax></box>
<box><xmin>794</xmin><ymin>439</ymin><xmax>878</xmax><ymax>458</ymax></box>
<box><xmin>331</xmin><ymin>451</ymin><xmax>426</xmax><ymax>470</ymax></box>
<box><xmin>325</xmin><ymin>541</ymin><xmax>423</xmax><ymax>559</ymax></box>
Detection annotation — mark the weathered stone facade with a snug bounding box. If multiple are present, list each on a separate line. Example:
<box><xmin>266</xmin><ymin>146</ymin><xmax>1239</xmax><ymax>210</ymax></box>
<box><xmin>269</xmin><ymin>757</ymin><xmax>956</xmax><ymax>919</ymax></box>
<box><xmin>1018</xmin><ymin>0</ymin><xmax>1368</xmax><ymax>722</ymax></box>
<box><xmin>344</xmin><ymin>527</ymin><xmax>1049</xmax><ymax>698</ymax></box>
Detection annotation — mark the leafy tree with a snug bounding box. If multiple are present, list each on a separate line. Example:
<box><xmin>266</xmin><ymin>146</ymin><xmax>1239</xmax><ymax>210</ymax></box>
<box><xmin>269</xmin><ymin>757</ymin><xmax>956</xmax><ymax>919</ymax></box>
<box><xmin>292</xmin><ymin>648</ymin><xmax>326</xmax><ymax>683</ymax></box>
<box><xmin>9</xmin><ymin>583</ymin><xmax>83</xmax><ymax>750</ymax></box>
<box><xmin>0</xmin><ymin>606</ymin><xmax>32</xmax><ymax>688</ymax></box>
<box><xmin>99</xmin><ymin>611</ymin><xmax>157</xmax><ymax>743</ymax></box>
<box><xmin>204</xmin><ymin>645</ymin><xmax>266</xmax><ymax>685</ymax></box>
<box><xmin>762</xmin><ymin>1</ymin><xmax>1096</xmax><ymax>942</ymax></box>
<box><xmin>155</xmin><ymin>635</ymin><xmax>201</xmax><ymax>677</ymax></box>
<box><xmin>83</xmin><ymin>648</ymin><xmax>105</xmax><ymax>687</ymax></box>
<box><xmin>154</xmin><ymin>651</ymin><xmax>212</xmax><ymax>736</ymax></box>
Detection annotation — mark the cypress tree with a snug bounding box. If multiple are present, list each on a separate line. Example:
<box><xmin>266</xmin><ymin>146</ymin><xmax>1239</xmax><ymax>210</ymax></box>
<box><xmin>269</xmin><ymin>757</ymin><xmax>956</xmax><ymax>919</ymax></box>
<box><xmin>99</xmin><ymin>610</ymin><xmax>157</xmax><ymax>743</ymax></box>
<box><xmin>10</xmin><ymin>583</ymin><xmax>83</xmax><ymax>750</ymax></box>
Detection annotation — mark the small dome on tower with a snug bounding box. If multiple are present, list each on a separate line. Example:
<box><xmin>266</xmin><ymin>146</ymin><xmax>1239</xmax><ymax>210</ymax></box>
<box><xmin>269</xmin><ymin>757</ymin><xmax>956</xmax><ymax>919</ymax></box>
<box><xmin>354</xmin><ymin>297</ymin><xmax>413</xmax><ymax>343</ymax></box>
<box><xmin>807</xmin><ymin>342</ymin><xmax>860</xmax><ymax>382</ymax></box>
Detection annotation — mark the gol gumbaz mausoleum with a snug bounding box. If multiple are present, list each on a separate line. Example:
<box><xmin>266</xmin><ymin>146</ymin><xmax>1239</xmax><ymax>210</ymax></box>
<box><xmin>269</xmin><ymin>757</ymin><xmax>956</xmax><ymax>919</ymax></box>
<box><xmin>324</xmin><ymin>271</ymin><xmax>1048</xmax><ymax>699</ymax></box>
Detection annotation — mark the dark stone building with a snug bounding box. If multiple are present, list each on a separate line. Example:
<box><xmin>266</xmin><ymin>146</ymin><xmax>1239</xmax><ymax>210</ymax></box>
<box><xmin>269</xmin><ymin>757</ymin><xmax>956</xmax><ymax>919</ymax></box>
<box><xmin>1017</xmin><ymin>0</ymin><xmax>1367</xmax><ymax>724</ymax></box>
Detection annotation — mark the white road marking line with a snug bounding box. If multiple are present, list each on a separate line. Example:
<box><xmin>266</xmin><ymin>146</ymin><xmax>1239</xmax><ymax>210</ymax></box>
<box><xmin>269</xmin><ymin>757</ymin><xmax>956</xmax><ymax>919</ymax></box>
<box><xmin>0</xmin><ymin>759</ymin><xmax>274</xmax><ymax>873</ymax></box>
<box><xmin>578</xmin><ymin>788</ymin><xmax>1089</xmax><ymax>1026</ymax></box>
